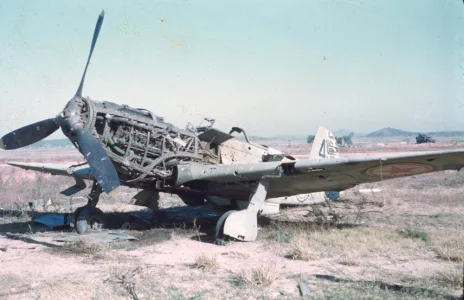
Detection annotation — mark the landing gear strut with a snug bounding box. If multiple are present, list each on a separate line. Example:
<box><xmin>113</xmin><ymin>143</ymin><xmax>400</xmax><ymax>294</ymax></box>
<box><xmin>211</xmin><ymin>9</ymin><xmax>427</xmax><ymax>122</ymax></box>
<box><xmin>73</xmin><ymin>181</ymin><xmax>106</xmax><ymax>234</ymax></box>
<box><xmin>215</xmin><ymin>179</ymin><xmax>270</xmax><ymax>244</ymax></box>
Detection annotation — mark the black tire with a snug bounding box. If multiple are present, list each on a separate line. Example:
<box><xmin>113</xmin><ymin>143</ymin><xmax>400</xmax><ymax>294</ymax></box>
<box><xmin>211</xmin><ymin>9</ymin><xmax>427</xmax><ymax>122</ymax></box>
<box><xmin>215</xmin><ymin>210</ymin><xmax>236</xmax><ymax>246</ymax></box>
<box><xmin>75</xmin><ymin>207</ymin><xmax>105</xmax><ymax>234</ymax></box>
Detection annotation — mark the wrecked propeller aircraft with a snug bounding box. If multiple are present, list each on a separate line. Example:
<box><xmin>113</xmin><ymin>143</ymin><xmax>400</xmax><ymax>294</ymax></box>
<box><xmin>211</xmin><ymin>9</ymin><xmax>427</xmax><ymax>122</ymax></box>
<box><xmin>2</xmin><ymin>11</ymin><xmax>464</xmax><ymax>245</ymax></box>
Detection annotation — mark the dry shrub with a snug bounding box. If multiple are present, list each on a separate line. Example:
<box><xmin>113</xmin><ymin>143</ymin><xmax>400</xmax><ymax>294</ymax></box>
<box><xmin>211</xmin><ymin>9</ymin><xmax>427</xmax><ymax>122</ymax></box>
<box><xmin>237</xmin><ymin>260</ymin><xmax>279</xmax><ymax>287</ymax></box>
<box><xmin>64</xmin><ymin>239</ymin><xmax>106</xmax><ymax>257</ymax></box>
<box><xmin>193</xmin><ymin>253</ymin><xmax>219</xmax><ymax>270</ymax></box>
<box><xmin>113</xmin><ymin>267</ymin><xmax>144</xmax><ymax>300</ymax></box>
<box><xmin>290</xmin><ymin>237</ymin><xmax>317</xmax><ymax>261</ymax></box>
<box><xmin>337</xmin><ymin>252</ymin><xmax>361</xmax><ymax>266</ymax></box>
<box><xmin>430</xmin><ymin>231</ymin><xmax>464</xmax><ymax>262</ymax></box>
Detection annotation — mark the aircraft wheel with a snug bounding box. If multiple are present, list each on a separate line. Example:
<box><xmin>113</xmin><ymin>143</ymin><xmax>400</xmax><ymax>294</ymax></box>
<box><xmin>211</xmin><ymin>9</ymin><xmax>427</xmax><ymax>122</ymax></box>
<box><xmin>215</xmin><ymin>210</ymin><xmax>236</xmax><ymax>246</ymax></box>
<box><xmin>74</xmin><ymin>207</ymin><xmax>105</xmax><ymax>234</ymax></box>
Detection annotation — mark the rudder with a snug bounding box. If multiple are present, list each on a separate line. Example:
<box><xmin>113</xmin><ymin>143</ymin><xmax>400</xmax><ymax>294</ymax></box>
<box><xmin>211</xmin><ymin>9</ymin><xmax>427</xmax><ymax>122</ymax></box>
<box><xmin>308</xmin><ymin>126</ymin><xmax>340</xmax><ymax>159</ymax></box>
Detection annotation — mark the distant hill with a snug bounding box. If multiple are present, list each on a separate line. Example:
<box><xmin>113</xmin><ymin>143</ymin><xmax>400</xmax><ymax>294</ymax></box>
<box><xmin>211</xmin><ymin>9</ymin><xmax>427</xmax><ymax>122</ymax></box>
<box><xmin>364</xmin><ymin>127</ymin><xmax>464</xmax><ymax>138</ymax></box>
<box><xmin>364</xmin><ymin>127</ymin><xmax>416</xmax><ymax>138</ymax></box>
<box><xmin>431</xmin><ymin>131</ymin><xmax>464</xmax><ymax>137</ymax></box>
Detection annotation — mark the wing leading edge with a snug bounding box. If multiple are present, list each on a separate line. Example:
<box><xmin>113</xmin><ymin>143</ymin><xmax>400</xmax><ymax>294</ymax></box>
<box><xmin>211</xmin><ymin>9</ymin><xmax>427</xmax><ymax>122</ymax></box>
<box><xmin>6</xmin><ymin>162</ymin><xmax>93</xmax><ymax>178</ymax></box>
<box><xmin>176</xmin><ymin>149</ymin><xmax>464</xmax><ymax>198</ymax></box>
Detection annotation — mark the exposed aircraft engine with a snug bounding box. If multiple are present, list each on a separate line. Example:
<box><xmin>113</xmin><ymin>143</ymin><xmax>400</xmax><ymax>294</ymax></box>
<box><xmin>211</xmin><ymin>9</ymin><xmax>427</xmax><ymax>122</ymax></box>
<box><xmin>82</xmin><ymin>99</ymin><xmax>207</xmax><ymax>188</ymax></box>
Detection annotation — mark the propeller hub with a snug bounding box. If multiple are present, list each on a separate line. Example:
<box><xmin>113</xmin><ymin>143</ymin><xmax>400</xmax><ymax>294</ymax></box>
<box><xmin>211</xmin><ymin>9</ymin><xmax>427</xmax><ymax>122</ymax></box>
<box><xmin>58</xmin><ymin>96</ymin><xmax>96</xmax><ymax>141</ymax></box>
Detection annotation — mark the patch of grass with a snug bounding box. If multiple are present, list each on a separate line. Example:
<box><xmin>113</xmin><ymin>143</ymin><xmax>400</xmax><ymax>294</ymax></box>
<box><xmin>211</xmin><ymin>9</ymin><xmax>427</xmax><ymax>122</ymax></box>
<box><xmin>234</xmin><ymin>260</ymin><xmax>279</xmax><ymax>287</ymax></box>
<box><xmin>284</xmin><ymin>226</ymin><xmax>429</xmax><ymax>264</ymax></box>
<box><xmin>432</xmin><ymin>210</ymin><xmax>448</xmax><ymax>219</ymax></box>
<box><xmin>166</xmin><ymin>285</ymin><xmax>187</xmax><ymax>300</ymax></box>
<box><xmin>430</xmin><ymin>231</ymin><xmax>464</xmax><ymax>262</ymax></box>
<box><xmin>432</xmin><ymin>265</ymin><xmax>464</xmax><ymax>289</ymax></box>
<box><xmin>311</xmin><ymin>272</ymin><xmax>462</xmax><ymax>300</ymax></box>
<box><xmin>190</xmin><ymin>291</ymin><xmax>208</xmax><ymax>300</ymax></box>
<box><xmin>288</xmin><ymin>234</ymin><xmax>359</xmax><ymax>265</ymax></box>
<box><xmin>289</xmin><ymin>237</ymin><xmax>317</xmax><ymax>261</ymax></box>
<box><xmin>337</xmin><ymin>252</ymin><xmax>361</xmax><ymax>266</ymax></box>
<box><xmin>398</xmin><ymin>228</ymin><xmax>429</xmax><ymax>242</ymax></box>
<box><xmin>312</xmin><ymin>283</ymin><xmax>446</xmax><ymax>300</ymax></box>
<box><xmin>61</xmin><ymin>239</ymin><xmax>106</xmax><ymax>257</ymax></box>
<box><xmin>272</xmin><ymin>223</ymin><xmax>297</xmax><ymax>243</ymax></box>
<box><xmin>192</xmin><ymin>253</ymin><xmax>219</xmax><ymax>271</ymax></box>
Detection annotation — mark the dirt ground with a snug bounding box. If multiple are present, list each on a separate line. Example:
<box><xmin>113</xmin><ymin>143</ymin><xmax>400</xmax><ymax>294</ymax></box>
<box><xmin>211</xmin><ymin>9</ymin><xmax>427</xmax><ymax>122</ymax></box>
<box><xmin>0</xmin><ymin>138</ymin><xmax>463</xmax><ymax>299</ymax></box>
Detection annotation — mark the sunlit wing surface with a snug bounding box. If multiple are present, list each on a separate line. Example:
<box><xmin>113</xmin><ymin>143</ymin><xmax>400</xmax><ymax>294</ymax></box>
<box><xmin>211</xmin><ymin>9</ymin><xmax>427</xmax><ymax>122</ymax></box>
<box><xmin>176</xmin><ymin>149</ymin><xmax>464</xmax><ymax>198</ymax></box>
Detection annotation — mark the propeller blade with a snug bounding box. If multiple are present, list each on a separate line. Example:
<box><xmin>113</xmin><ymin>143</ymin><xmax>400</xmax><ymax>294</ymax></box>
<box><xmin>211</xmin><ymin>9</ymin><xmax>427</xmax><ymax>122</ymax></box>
<box><xmin>75</xmin><ymin>10</ymin><xmax>105</xmax><ymax>98</ymax></box>
<box><xmin>74</xmin><ymin>126</ymin><xmax>120</xmax><ymax>195</ymax></box>
<box><xmin>0</xmin><ymin>118</ymin><xmax>59</xmax><ymax>150</ymax></box>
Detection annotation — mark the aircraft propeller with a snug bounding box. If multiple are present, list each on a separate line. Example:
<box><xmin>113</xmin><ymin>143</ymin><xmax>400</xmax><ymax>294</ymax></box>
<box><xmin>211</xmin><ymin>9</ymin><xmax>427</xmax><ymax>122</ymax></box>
<box><xmin>0</xmin><ymin>11</ymin><xmax>120</xmax><ymax>196</ymax></box>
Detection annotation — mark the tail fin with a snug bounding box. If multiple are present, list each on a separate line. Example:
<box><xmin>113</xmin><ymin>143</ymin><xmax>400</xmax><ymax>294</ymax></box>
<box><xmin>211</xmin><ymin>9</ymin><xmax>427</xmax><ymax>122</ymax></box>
<box><xmin>308</xmin><ymin>126</ymin><xmax>340</xmax><ymax>159</ymax></box>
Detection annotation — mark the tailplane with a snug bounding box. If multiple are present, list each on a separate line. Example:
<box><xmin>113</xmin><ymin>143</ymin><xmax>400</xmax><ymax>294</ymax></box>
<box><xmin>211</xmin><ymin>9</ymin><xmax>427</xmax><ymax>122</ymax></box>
<box><xmin>308</xmin><ymin>126</ymin><xmax>340</xmax><ymax>159</ymax></box>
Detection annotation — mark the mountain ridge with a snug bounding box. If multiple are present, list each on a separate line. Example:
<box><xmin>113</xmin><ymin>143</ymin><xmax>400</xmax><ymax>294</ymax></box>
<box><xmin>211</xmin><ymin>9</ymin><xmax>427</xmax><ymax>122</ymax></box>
<box><xmin>363</xmin><ymin>127</ymin><xmax>464</xmax><ymax>138</ymax></box>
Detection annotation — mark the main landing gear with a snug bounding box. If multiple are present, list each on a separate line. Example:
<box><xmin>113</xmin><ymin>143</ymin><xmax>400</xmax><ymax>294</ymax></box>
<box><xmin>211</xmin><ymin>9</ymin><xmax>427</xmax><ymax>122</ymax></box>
<box><xmin>73</xmin><ymin>181</ymin><xmax>106</xmax><ymax>234</ymax></box>
<box><xmin>214</xmin><ymin>179</ymin><xmax>270</xmax><ymax>245</ymax></box>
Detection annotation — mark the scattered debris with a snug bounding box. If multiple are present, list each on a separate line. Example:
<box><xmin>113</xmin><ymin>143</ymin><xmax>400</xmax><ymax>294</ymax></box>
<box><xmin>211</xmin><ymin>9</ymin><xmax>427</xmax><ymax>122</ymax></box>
<box><xmin>54</xmin><ymin>232</ymin><xmax>137</xmax><ymax>244</ymax></box>
<box><xmin>298</xmin><ymin>281</ymin><xmax>311</xmax><ymax>297</ymax></box>
<box><xmin>33</xmin><ymin>213</ymin><xmax>72</xmax><ymax>230</ymax></box>
<box><xmin>28</xmin><ymin>199</ymin><xmax>45</xmax><ymax>209</ymax></box>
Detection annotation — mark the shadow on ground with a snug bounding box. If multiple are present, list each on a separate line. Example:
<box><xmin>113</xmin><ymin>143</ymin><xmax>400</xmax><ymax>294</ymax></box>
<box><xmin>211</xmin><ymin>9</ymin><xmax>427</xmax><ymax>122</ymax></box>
<box><xmin>0</xmin><ymin>204</ymin><xmax>366</xmax><ymax>247</ymax></box>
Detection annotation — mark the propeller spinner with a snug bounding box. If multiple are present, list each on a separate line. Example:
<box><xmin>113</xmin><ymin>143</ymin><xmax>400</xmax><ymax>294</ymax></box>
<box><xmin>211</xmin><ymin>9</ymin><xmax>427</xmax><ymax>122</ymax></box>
<box><xmin>0</xmin><ymin>10</ymin><xmax>120</xmax><ymax>196</ymax></box>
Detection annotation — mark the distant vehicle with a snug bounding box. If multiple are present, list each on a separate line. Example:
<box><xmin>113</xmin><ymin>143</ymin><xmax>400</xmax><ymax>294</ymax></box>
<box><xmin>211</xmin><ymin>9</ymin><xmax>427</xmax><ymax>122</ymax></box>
<box><xmin>416</xmin><ymin>133</ymin><xmax>436</xmax><ymax>144</ymax></box>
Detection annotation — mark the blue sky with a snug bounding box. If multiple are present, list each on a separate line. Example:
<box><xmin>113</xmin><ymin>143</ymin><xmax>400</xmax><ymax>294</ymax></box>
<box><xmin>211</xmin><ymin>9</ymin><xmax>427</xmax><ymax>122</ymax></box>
<box><xmin>0</xmin><ymin>0</ymin><xmax>462</xmax><ymax>137</ymax></box>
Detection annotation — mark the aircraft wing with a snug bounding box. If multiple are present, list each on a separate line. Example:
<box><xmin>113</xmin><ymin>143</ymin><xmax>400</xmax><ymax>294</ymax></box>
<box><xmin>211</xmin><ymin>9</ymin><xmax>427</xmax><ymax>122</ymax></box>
<box><xmin>6</xmin><ymin>162</ymin><xmax>94</xmax><ymax>196</ymax></box>
<box><xmin>176</xmin><ymin>149</ymin><xmax>464</xmax><ymax>198</ymax></box>
<box><xmin>6</xmin><ymin>161</ymin><xmax>93</xmax><ymax>178</ymax></box>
